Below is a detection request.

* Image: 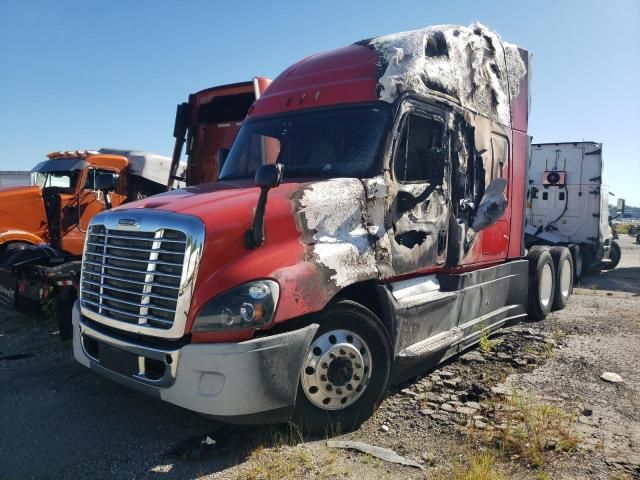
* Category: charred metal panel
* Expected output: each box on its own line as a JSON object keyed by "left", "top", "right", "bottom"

{"left": 384, "top": 260, "right": 528, "bottom": 382}
{"left": 291, "top": 177, "right": 386, "bottom": 299}
{"left": 360, "top": 23, "right": 527, "bottom": 127}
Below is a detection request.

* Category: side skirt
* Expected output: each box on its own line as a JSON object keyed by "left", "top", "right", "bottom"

{"left": 379, "top": 259, "right": 529, "bottom": 383}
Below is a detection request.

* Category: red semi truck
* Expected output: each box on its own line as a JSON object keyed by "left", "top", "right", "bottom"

{"left": 72, "top": 24, "right": 563, "bottom": 433}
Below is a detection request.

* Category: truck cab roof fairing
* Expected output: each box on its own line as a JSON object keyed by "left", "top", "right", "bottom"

{"left": 250, "top": 24, "right": 528, "bottom": 129}
{"left": 31, "top": 158, "right": 89, "bottom": 173}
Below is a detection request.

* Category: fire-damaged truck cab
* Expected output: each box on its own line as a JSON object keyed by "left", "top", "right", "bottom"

{"left": 73, "top": 24, "right": 546, "bottom": 433}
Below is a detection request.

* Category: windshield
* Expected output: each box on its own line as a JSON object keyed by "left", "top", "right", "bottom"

{"left": 32, "top": 171, "right": 79, "bottom": 192}
{"left": 219, "top": 105, "right": 391, "bottom": 180}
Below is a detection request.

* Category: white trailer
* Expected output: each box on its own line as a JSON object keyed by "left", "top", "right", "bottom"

{"left": 525, "top": 142, "right": 622, "bottom": 277}
{"left": 0, "top": 171, "right": 30, "bottom": 187}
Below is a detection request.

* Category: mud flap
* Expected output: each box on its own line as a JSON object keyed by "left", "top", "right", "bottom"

{"left": 56, "top": 286, "right": 77, "bottom": 341}
{"left": 0, "top": 265, "right": 16, "bottom": 307}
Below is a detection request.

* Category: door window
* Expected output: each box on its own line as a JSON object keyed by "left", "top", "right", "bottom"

{"left": 394, "top": 114, "right": 445, "bottom": 183}
{"left": 85, "top": 170, "right": 119, "bottom": 192}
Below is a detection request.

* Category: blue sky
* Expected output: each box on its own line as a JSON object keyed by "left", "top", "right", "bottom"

{"left": 1, "top": 0, "right": 639, "bottom": 204}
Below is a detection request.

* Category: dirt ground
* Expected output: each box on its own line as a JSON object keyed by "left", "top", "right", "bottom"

{"left": 1, "top": 236, "right": 639, "bottom": 480}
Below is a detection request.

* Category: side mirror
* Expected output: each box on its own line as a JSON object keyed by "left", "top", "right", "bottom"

{"left": 471, "top": 178, "right": 508, "bottom": 231}
{"left": 217, "top": 148, "right": 230, "bottom": 179}
{"left": 616, "top": 198, "right": 626, "bottom": 215}
{"left": 254, "top": 163, "right": 283, "bottom": 189}
{"left": 245, "top": 163, "right": 284, "bottom": 249}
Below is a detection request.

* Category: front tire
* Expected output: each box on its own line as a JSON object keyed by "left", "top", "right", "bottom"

{"left": 527, "top": 247, "right": 556, "bottom": 321}
{"left": 292, "top": 300, "right": 391, "bottom": 435}
{"left": 549, "top": 246, "right": 573, "bottom": 310}
{"left": 603, "top": 240, "right": 621, "bottom": 270}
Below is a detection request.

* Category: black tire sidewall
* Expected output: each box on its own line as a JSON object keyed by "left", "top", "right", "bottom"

{"left": 606, "top": 241, "right": 621, "bottom": 270}
{"left": 549, "top": 247, "right": 573, "bottom": 310}
{"left": 292, "top": 300, "right": 392, "bottom": 434}
{"left": 527, "top": 247, "right": 555, "bottom": 321}
{"left": 570, "top": 245, "right": 582, "bottom": 280}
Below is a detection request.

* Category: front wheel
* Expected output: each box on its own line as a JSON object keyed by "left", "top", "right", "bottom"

{"left": 292, "top": 300, "right": 391, "bottom": 435}
{"left": 603, "top": 240, "right": 621, "bottom": 270}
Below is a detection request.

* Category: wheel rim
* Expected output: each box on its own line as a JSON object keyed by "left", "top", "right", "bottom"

{"left": 301, "top": 329, "right": 372, "bottom": 410}
{"left": 560, "top": 258, "right": 572, "bottom": 298}
{"left": 540, "top": 263, "right": 553, "bottom": 307}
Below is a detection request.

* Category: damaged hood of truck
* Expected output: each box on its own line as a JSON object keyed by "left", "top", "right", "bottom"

{"left": 117, "top": 180, "right": 303, "bottom": 232}
{"left": 111, "top": 177, "right": 386, "bottom": 296}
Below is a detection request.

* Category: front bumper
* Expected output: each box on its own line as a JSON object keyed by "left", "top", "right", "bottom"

{"left": 72, "top": 301, "right": 318, "bottom": 422}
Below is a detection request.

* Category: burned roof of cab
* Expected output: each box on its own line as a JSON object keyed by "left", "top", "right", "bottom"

{"left": 356, "top": 23, "right": 527, "bottom": 126}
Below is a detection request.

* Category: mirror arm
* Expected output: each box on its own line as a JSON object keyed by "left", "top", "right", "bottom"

{"left": 245, "top": 187, "right": 269, "bottom": 249}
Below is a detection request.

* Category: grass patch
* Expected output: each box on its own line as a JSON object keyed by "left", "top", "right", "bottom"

{"left": 240, "top": 445, "right": 314, "bottom": 480}
{"left": 491, "top": 391, "right": 579, "bottom": 468}
{"left": 239, "top": 423, "right": 347, "bottom": 480}
{"left": 450, "top": 452, "right": 502, "bottom": 480}
{"left": 479, "top": 323, "right": 503, "bottom": 353}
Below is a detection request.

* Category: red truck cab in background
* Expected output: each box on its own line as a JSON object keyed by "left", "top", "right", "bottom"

{"left": 72, "top": 25, "right": 563, "bottom": 433}
{"left": 169, "top": 77, "right": 271, "bottom": 188}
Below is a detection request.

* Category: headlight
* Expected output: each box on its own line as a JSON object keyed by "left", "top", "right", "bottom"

{"left": 192, "top": 280, "right": 279, "bottom": 332}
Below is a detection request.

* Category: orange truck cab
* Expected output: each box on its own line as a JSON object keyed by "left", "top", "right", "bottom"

{"left": 0, "top": 149, "right": 170, "bottom": 259}
{"left": 0, "top": 149, "right": 174, "bottom": 337}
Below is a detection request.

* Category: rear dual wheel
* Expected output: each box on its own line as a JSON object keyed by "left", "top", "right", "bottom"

{"left": 549, "top": 246, "right": 573, "bottom": 310}
{"left": 527, "top": 247, "right": 556, "bottom": 320}
{"left": 293, "top": 300, "right": 391, "bottom": 435}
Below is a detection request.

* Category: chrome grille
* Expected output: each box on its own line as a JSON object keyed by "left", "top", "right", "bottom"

{"left": 81, "top": 226, "right": 186, "bottom": 329}
{"left": 79, "top": 210, "right": 205, "bottom": 338}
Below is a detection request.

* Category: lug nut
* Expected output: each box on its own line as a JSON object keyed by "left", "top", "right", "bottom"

{"left": 336, "top": 388, "right": 343, "bottom": 395}
{"left": 320, "top": 375, "right": 327, "bottom": 381}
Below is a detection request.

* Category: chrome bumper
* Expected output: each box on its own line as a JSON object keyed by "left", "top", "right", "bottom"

{"left": 72, "top": 301, "right": 318, "bottom": 420}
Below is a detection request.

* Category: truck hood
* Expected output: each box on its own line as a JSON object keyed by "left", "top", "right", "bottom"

{"left": 0, "top": 185, "right": 48, "bottom": 241}
{"left": 116, "top": 180, "right": 307, "bottom": 233}
{"left": 0, "top": 184, "right": 41, "bottom": 203}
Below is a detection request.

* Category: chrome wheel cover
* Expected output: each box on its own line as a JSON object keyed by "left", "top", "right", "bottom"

{"left": 560, "top": 258, "right": 572, "bottom": 298}
{"left": 540, "top": 263, "right": 553, "bottom": 307}
{"left": 301, "top": 329, "right": 372, "bottom": 410}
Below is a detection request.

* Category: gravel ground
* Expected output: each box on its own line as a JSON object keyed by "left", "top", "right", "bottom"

{"left": 1, "top": 236, "right": 639, "bottom": 479}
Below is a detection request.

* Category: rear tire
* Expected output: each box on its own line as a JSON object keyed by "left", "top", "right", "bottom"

{"left": 527, "top": 247, "right": 556, "bottom": 321}
{"left": 569, "top": 245, "right": 583, "bottom": 281}
{"left": 549, "top": 246, "right": 573, "bottom": 310}
{"left": 581, "top": 248, "right": 594, "bottom": 276}
{"left": 603, "top": 240, "right": 621, "bottom": 270}
{"left": 292, "top": 300, "right": 391, "bottom": 435}
{"left": 0, "top": 242, "right": 30, "bottom": 266}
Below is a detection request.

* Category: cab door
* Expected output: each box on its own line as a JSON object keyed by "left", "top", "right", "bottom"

{"left": 388, "top": 102, "right": 450, "bottom": 275}
{"left": 384, "top": 101, "right": 457, "bottom": 364}
{"left": 59, "top": 169, "right": 122, "bottom": 254}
